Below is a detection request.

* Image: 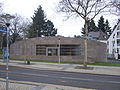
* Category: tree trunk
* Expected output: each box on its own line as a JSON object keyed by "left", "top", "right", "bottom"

{"left": 23, "top": 30, "right": 27, "bottom": 63}
{"left": 84, "top": 19, "right": 88, "bottom": 68}
{"left": 84, "top": 36, "right": 88, "bottom": 68}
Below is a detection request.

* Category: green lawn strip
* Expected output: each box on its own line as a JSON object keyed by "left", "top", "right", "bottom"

{"left": 10, "top": 58, "right": 83, "bottom": 64}
{"left": 4, "top": 58, "right": 120, "bottom": 67}
{"left": 0, "top": 50, "right": 3, "bottom": 54}
{"left": 90, "top": 62, "right": 120, "bottom": 67}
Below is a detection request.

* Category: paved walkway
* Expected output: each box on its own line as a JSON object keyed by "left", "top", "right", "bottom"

{"left": 0, "top": 78, "right": 91, "bottom": 90}
{"left": 0, "top": 59, "right": 120, "bottom": 90}
{"left": 0, "top": 60, "right": 120, "bottom": 76}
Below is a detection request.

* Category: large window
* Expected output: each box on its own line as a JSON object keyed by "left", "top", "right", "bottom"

{"left": 36, "top": 44, "right": 80, "bottom": 56}
{"left": 60, "top": 45, "right": 80, "bottom": 56}
{"left": 36, "top": 45, "right": 46, "bottom": 55}
{"left": 36, "top": 45, "right": 57, "bottom": 56}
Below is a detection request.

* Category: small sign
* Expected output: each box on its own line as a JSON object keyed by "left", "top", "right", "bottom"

{"left": 0, "top": 27, "right": 7, "bottom": 33}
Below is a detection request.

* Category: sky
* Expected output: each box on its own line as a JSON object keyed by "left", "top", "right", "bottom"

{"left": 0, "top": 0, "right": 119, "bottom": 37}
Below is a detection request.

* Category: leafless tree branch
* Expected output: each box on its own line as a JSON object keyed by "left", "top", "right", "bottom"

{"left": 110, "top": 0, "right": 120, "bottom": 16}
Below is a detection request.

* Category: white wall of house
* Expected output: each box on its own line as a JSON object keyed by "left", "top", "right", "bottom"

{"left": 107, "top": 20, "right": 120, "bottom": 59}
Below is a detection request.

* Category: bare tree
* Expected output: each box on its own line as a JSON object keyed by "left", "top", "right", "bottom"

{"left": 0, "top": 2, "right": 3, "bottom": 14}
{"left": 10, "top": 14, "right": 31, "bottom": 43}
{"left": 57, "top": 0, "right": 110, "bottom": 67}
{"left": 0, "top": 2, "right": 4, "bottom": 49}
{"left": 110, "top": 0, "right": 120, "bottom": 16}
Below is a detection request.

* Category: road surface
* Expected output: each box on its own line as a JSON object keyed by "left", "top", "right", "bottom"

{"left": 0, "top": 65, "right": 120, "bottom": 90}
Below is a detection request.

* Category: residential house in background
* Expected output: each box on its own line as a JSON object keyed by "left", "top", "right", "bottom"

{"left": 10, "top": 36, "right": 107, "bottom": 63}
{"left": 88, "top": 30, "right": 108, "bottom": 43}
{"left": 107, "top": 20, "right": 120, "bottom": 59}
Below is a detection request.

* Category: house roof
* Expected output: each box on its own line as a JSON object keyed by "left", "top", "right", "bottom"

{"left": 88, "top": 32, "right": 100, "bottom": 38}
{"left": 0, "top": 17, "right": 5, "bottom": 27}
{"left": 88, "top": 30, "right": 108, "bottom": 40}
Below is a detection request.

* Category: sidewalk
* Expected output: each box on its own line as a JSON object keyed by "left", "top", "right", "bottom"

{"left": 0, "top": 78, "right": 91, "bottom": 90}
{"left": 0, "top": 60, "right": 120, "bottom": 76}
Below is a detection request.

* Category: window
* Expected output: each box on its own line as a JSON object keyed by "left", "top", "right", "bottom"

{"left": 117, "top": 32, "right": 120, "bottom": 38}
{"left": 60, "top": 45, "right": 80, "bottom": 56}
{"left": 36, "top": 44, "right": 57, "bottom": 56}
{"left": 107, "top": 41, "right": 109, "bottom": 45}
{"left": 36, "top": 44, "right": 81, "bottom": 56}
{"left": 113, "top": 34, "right": 115, "bottom": 39}
{"left": 117, "top": 26, "right": 120, "bottom": 30}
{"left": 36, "top": 45, "right": 46, "bottom": 55}
{"left": 117, "top": 40, "right": 120, "bottom": 46}
{"left": 112, "top": 41, "right": 115, "bottom": 47}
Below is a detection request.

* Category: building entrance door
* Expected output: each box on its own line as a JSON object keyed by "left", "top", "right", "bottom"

{"left": 47, "top": 47, "right": 58, "bottom": 56}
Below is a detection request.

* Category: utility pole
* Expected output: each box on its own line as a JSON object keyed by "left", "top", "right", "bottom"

{"left": 58, "top": 37, "right": 61, "bottom": 64}
{"left": 1, "top": 14, "right": 15, "bottom": 90}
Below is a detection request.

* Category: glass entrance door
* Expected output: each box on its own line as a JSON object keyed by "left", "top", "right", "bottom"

{"left": 47, "top": 47, "right": 58, "bottom": 56}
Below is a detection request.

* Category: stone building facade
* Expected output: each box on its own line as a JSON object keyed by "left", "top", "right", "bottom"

{"left": 10, "top": 37, "right": 107, "bottom": 63}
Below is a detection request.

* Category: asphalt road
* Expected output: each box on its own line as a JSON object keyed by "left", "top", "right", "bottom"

{"left": 0, "top": 66, "right": 120, "bottom": 90}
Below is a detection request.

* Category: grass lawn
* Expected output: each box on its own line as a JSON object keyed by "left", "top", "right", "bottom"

{"left": 10, "top": 58, "right": 83, "bottom": 64}
{"left": 0, "top": 50, "right": 3, "bottom": 54}
{"left": 90, "top": 62, "right": 120, "bottom": 67}
{"left": 9, "top": 58, "right": 120, "bottom": 67}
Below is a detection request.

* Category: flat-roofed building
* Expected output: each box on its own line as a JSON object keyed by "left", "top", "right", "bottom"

{"left": 10, "top": 36, "right": 107, "bottom": 63}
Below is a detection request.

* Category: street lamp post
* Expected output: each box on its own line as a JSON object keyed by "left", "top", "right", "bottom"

{"left": 58, "top": 37, "right": 61, "bottom": 64}
{"left": 1, "top": 14, "right": 15, "bottom": 90}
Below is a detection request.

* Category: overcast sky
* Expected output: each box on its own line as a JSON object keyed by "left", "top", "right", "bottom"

{"left": 0, "top": 0, "right": 119, "bottom": 37}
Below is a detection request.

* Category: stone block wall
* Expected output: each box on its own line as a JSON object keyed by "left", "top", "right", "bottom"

{"left": 10, "top": 37, "right": 107, "bottom": 63}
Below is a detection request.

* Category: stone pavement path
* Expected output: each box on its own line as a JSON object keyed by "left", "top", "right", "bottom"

{"left": 0, "top": 81, "right": 36, "bottom": 90}
{"left": 0, "top": 80, "right": 92, "bottom": 90}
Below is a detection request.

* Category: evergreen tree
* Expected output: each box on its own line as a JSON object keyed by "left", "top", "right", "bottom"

{"left": 43, "top": 20, "right": 57, "bottom": 36}
{"left": 89, "top": 19, "right": 98, "bottom": 32}
{"left": 81, "top": 20, "right": 90, "bottom": 35}
{"left": 105, "top": 20, "right": 111, "bottom": 36}
{"left": 97, "top": 16, "right": 105, "bottom": 32}
{"left": 97, "top": 16, "right": 111, "bottom": 36}
{"left": 81, "top": 27, "right": 85, "bottom": 35}
{"left": 81, "top": 16, "right": 111, "bottom": 36}
{"left": 81, "top": 19, "right": 97, "bottom": 35}
{"left": 28, "top": 5, "right": 57, "bottom": 38}
{"left": 30, "top": 5, "right": 46, "bottom": 37}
